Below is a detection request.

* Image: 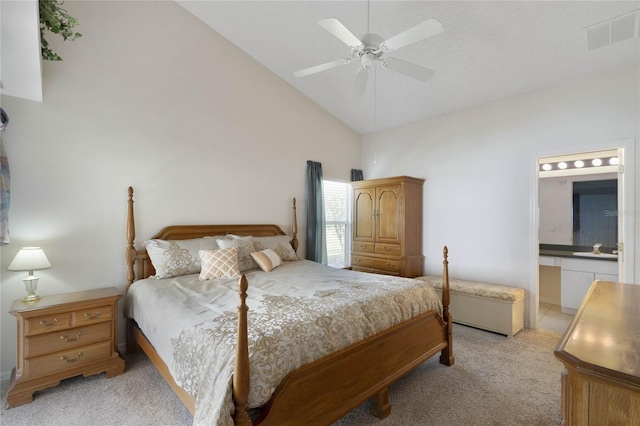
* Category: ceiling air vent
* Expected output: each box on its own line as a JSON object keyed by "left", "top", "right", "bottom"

{"left": 585, "top": 10, "right": 639, "bottom": 50}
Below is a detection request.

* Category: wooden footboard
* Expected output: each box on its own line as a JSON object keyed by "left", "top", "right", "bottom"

{"left": 124, "top": 187, "right": 453, "bottom": 424}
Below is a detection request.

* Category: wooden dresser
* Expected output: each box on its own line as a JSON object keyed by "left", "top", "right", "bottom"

{"left": 351, "top": 176, "right": 424, "bottom": 277}
{"left": 6, "top": 287, "right": 125, "bottom": 407}
{"left": 554, "top": 280, "right": 640, "bottom": 425}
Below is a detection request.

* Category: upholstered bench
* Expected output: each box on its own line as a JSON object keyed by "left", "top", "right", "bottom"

{"left": 417, "top": 276, "right": 525, "bottom": 337}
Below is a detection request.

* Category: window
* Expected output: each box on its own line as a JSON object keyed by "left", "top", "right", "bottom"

{"left": 323, "top": 180, "right": 352, "bottom": 268}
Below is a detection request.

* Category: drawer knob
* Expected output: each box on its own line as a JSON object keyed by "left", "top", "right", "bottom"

{"left": 354, "top": 258, "right": 361, "bottom": 263}
{"left": 60, "top": 352, "right": 83, "bottom": 363}
{"left": 386, "top": 262, "right": 392, "bottom": 266}
{"left": 60, "top": 332, "right": 82, "bottom": 343}
{"left": 84, "top": 311, "right": 102, "bottom": 319}
{"left": 39, "top": 318, "right": 59, "bottom": 327}
{"left": 383, "top": 246, "right": 392, "bottom": 252}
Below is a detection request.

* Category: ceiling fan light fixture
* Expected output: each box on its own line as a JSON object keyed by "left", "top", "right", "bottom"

{"left": 361, "top": 52, "right": 375, "bottom": 67}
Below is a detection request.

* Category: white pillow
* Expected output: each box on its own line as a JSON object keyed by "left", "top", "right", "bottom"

{"left": 217, "top": 235, "right": 258, "bottom": 272}
{"left": 253, "top": 235, "right": 298, "bottom": 261}
{"left": 250, "top": 249, "right": 283, "bottom": 272}
{"left": 199, "top": 248, "right": 241, "bottom": 280}
{"left": 145, "top": 237, "right": 220, "bottom": 278}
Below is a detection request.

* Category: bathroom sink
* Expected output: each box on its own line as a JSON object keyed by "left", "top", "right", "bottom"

{"left": 572, "top": 252, "right": 618, "bottom": 259}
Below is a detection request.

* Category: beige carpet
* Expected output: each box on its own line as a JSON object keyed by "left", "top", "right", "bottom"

{"left": 1, "top": 324, "right": 563, "bottom": 425}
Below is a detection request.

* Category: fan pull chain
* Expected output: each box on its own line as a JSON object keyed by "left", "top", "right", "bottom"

{"left": 367, "top": 0, "right": 370, "bottom": 34}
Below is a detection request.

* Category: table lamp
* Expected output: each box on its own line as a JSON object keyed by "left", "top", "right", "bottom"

{"left": 8, "top": 247, "right": 52, "bottom": 302}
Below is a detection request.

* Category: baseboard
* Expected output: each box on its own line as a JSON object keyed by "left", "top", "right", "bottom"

{"left": 1, "top": 369, "right": 11, "bottom": 385}
{"left": 539, "top": 296, "right": 561, "bottom": 305}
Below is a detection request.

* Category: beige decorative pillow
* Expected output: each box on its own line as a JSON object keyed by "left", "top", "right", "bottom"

{"left": 145, "top": 238, "right": 220, "bottom": 278}
{"left": 199, "top": 248, "right": 241, "bottom": 280}
{"left": 217, "top": 235, "right": 258, "bottom": 272}
{"left": 253, "top": 235, "right": 298, "bottom": 261}
{"left": 250, "top": 249, "right": 283, "bottom": 272}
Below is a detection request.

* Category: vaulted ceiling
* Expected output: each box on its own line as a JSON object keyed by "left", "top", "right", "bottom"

{"left": 178, "top": 1, "right": 640, "bottom": 134}
{"left": 2, "top": 1, "right": 639, "bottom": 135}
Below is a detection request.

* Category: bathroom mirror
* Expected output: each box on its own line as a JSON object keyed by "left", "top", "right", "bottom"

{"left": 572, "top": 179, "right": 617, "bottom": 247}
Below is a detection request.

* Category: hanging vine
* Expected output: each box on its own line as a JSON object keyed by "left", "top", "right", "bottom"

{"left": 39, "top": 0, "right": 82, "bottom": 61}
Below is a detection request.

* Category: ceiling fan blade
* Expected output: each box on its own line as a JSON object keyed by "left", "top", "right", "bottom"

{"left": 382, "top": 58, "right": 435, "bottom": 82}
{"left": 353, "top": 68, "right": 369, "bottom": 97}
{"left": 380, "top": 18, "right": 443, "bottom": 52}
{"left": 318, "top": 18, "right": 364, "bottom": 49}
{"left": 294, "top": 58, "right": 351, "bottom": 78}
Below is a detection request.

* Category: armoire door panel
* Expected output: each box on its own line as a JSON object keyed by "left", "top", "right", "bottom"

{"left": 376, "top": 186, "right": 402, "bottom": 244}
{"left": 353, "top": 188, "right": 375, "bottom": 242}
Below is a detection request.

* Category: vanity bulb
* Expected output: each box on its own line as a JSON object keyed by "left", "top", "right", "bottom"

{"left": 592, "top": 158, "right": 602, "bottom": 166}
{"left": 541, "top": 163, "right": 552, "bottom": 171}
{"left": 609, "top": 157, "right": 619, "bottom": 165}
{"left": 558, "top": 162, "right": 568, "bottom": 170}
{"left": 574, "top": 160, "right": 584, "bottom": 168}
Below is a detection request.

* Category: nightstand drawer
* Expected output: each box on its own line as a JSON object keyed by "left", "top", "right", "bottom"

{"left": 25, "top": 322, "right": 112, "bottom": 358}
{"left": 72, "top": 305, "right": 112, "bottom": 326}
{"left": 25, "top": 341, "right": 112, "bottom": 379}
{"left": 25, "top": 314, "right": 72, "bottom": 337}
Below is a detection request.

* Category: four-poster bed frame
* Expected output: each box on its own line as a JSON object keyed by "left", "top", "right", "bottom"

{"left": 124, "top": 186, "right": 454, "bottom": 425}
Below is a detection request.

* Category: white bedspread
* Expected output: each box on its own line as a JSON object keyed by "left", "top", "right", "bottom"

{"left": 125, "top": 260, "right": 442, "bottom": 425}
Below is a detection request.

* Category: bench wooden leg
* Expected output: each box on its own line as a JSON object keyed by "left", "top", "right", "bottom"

{"left": 370, "top": 388, "right": 391, "bottom": 419}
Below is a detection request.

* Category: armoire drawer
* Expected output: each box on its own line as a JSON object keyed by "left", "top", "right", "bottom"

{"left": 351, "top": 266, "right": 400, "bottom": 276}
{"left": 375, "top": 244, "right": 401, "bottom": 256}
{"left": 352, "top": 242, "right": 375, "bottom": 253}
{"left": 351, "top": 255, "right": 400, "bottom": 272}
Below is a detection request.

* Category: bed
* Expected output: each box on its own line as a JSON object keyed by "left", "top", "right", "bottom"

{"left": 123, "top": 187, "right": 454, "bottom": 425}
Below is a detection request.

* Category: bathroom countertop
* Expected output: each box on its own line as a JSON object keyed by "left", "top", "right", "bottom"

{"left": 539, "top": 245, "right": 618, "bottom": 262}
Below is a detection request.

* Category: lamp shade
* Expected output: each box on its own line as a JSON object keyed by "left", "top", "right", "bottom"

{"left": 8, "top": 247, "right": 52, "bottom": 272}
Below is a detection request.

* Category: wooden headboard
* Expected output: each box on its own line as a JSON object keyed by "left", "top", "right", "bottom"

{"left": 125, "top": 187, "right": 298, "bottom": 286}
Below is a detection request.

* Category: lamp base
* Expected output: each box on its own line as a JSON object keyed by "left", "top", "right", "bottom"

{"left": 22, "top": 293, "right": 41, "bottom": 302}
{"left": 22, "top": 276, "right": 41, "bottom": 303}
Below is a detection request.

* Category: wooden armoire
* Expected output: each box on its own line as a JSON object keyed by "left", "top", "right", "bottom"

{"left": 350, "top": 176, "right": 424, "bottom": 277}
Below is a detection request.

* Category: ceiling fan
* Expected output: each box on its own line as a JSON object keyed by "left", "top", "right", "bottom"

{"left": 294, "top": 17, "right": 443, "bottom": 97}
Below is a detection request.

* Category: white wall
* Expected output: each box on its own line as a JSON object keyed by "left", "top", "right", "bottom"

{"left": 0, "top": 1, "right": 360, "bottom": 377}
{"left": 362, "top": 65, "right": 639, "bottom": 328}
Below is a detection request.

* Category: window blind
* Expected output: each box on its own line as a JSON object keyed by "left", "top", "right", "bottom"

{"left": 323, "top": 180, "right": 352, "bottom": 268}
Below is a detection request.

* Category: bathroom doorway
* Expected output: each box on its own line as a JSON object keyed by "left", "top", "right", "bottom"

{"left": 535, "top": 142, "right": 635, "bottom": 333}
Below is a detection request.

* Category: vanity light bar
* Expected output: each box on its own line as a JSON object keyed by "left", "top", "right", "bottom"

{"left": 540, "top": 156, "right": 618, "bottom": 172}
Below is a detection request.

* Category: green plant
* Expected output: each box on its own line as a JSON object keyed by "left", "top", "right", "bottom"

{"left": 39, "top": 0, "right": 81, "bottom": 61}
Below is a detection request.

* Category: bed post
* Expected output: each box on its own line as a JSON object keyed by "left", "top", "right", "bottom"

{"left": 291, "top": 197, "right": 299, "bottom": 253}
{"left": 126, "top": 187, "right": 136, "bottom": 286}
{"left": 125, "top": 187, "right": 139, "bottom": 354}
{"left": 439, "top": 246, "right": 455, "bottom": 366}
{"left": 233, "top": 275, "right": 252, "bottom": 426}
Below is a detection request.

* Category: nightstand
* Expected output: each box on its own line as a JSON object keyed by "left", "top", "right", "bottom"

{"left": 6, "top": 287, "right": 125, "bottom": 407}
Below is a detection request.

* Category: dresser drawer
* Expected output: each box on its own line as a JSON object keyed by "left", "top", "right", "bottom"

{"left": 352, "top": 242, "right": 375, "bottom": 253}
{"left": 25, "top": 314, "right": 72, "bottom": 337}
{"left": 25, "top": 341, "right": 113, "bottom": 379}
{"left": 375, "top": 244, "right": 401, "bottom": 256}
{"left": 25, "top": 322, "right": 112, "bottom": 358}
{"left": 72, "top": 305, "right": 112, "bottom": 326}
